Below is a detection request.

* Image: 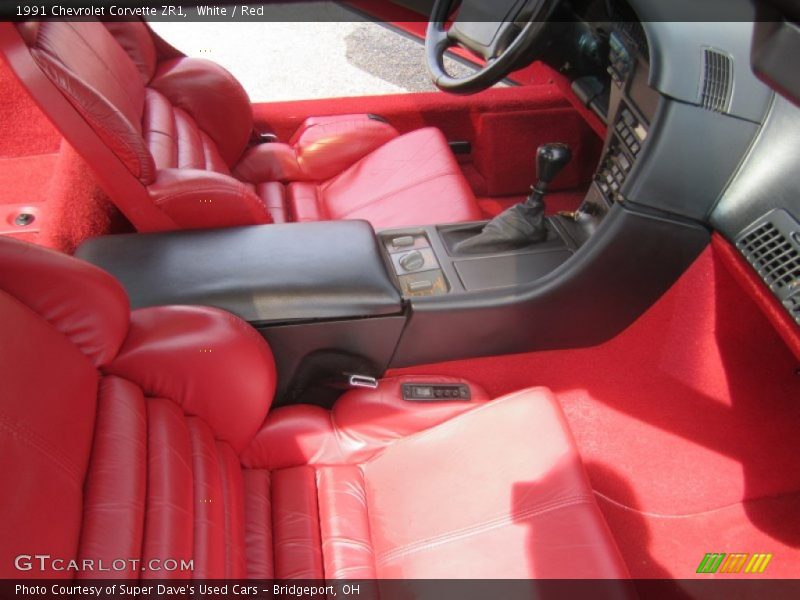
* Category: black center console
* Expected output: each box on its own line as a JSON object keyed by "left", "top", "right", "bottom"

{"left": 77, "top": 202, "right": 707, "bottom": 404}
{"left": 77, "top": 221, "right": 408, "bottom": 405}
{"left": 73, "top": 17, "right": 718, "bottom": 406}
{"left": 380, "top": 221, "right": 576, "bottom": 297}
{"left": 78, "top": 221, "right": 401, "bottom": 324}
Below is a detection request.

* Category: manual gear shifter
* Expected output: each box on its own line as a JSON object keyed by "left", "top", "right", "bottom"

{"left": 454, "top": 143, "right": 572, "bottom": 254}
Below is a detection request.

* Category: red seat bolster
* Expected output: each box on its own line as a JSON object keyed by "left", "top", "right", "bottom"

{"left": 234, "top": 114, "right": 399, "bottom": 183}
{"left": 104, "top": 305, "right": 277, "bottom": 453}
{"left": 148, "top": 168, "right": 272, "bottom": 229}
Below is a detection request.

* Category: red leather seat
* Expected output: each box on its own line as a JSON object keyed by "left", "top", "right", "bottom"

{"left": 0, "top": 237, "right": 628, "bottom": 579}
{"left": 8, "top": 21, "right": 482, "bottom": 231}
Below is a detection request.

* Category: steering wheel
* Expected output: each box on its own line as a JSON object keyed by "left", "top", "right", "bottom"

{"left": 425, "top": 0, "right": 561, "bottom": 94}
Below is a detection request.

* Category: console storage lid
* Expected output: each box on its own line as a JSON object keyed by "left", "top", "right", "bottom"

{"left": 76, "top": 221, "right": 402, "bottom": 324}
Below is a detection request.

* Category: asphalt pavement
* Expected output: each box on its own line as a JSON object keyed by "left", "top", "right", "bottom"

{"left": 149, "top": 2, "right": 478, "bottom": 102}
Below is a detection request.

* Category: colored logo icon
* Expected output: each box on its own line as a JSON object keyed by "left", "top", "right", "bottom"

{"left": 697, "top": 553, "right": 773, "bottom": 574}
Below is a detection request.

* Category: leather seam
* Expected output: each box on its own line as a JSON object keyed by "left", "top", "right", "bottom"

{"left": 313, "top": 468, "right": 327, "bottom": 578}
{"left": 376, "top": 493, "right": 596, "bottom": 566}
{"left": 318, "top": 125, "right": 409, "bottom": 191}
{"left": 142, "top": 91, "right": 178, "bottom": 168}
{"left": 363, "top": 388, "right": 554, "bottom": 461}
{"left": 61, "top": 22, "right": 144, "bottom": 126}
{"left": 288, "top": 183, "right": 328, "bottom": 222}
{"left": 216, "top": 442, "right": 234, "bottom": 578}
{"left": 167, "top": 95, "right": 179, "bottom": 167}
{"left": 34, "top": 53, "right": 149, "bottom": 181}
{"left": 334, "top": 169, "right": 455, "bottom": 218}
{"left": 173, "top": 107, "right": 205, "bottom": 170}
{"left": 152, "top": 185, "right": 252, "bottom": 204}
{"left": 267, "top": 470, "right": 277, "bottom": 579}
{"left": 0, "top": 409, "right": 84, "bottom": 485}
{"left": 358, "top": 464, "right": 379, "bottom": 578}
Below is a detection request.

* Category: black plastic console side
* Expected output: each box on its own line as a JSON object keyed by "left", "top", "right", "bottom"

{"left": 75, "top": 221, "right": 402, "bottom": 324}
{"left": 390, "top": 203, "right": 710, "bottom": 366}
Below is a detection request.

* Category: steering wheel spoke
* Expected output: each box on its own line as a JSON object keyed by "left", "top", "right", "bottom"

{"left": 425, "top": 0, "right": 560, "bottom": 94}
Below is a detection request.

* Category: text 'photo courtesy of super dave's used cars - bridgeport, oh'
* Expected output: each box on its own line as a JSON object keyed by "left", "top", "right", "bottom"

{"left": 0, "top": 1, "right": 799, "bottom": 599}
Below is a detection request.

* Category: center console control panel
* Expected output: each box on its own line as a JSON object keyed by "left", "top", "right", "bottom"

{"left": 595, "top": 104, "right": 647, "bottom": 204}
{"left": 380, "top": 222, "right": 576, "bottom": 301}
{"left": 382, "top": 232, "right": 449, "bottom": 297}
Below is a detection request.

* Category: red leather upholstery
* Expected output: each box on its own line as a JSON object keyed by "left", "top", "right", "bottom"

{"left": 241, "top": 384, "right": 629, "bottom": 579}
{"left": 234, "top": 114, "right": 399, "bottom": 183}
{"left": 103, "top": 21, "right": 158, "bottom": 83}
{"left": 147, "top": 168, "right": 271, "bottom": 228}
{"left": 0, "top": 237, "right": 627, "bottom": 580}
{"left": 296, "top": 127, "right": 484, "bottom": 228}
{"left": 27, "top": 21, "right": 155, "bottom": 183}
{"left": 13, "top": 22, "right": 481, "bottom": 231}
{"left": 149, "top": 57, "right": 253, "bottom": 167}
{"left": 142, "top": 89, "right": 231, "bottom": 175}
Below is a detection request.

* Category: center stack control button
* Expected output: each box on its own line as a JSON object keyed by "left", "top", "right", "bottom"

{"left": 408, "top": 279, "right": 433, "bottom": 292}
{"left": 391, "top": 235, "right": 414, "bottom": 249}
{"left": 399, "top": 250, "right": 425, "bottom": 272}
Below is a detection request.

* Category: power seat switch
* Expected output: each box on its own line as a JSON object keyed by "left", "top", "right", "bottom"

{"left": 402, "top": 383, "right": 471, "bottom": 401}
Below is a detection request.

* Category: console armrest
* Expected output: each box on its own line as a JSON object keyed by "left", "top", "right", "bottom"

{"left": 76, "top": 221, "right": 402, "bottom": 324}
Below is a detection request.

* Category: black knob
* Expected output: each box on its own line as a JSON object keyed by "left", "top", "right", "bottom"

{"left": 536, "top": 143, "right": 572, "bottom": 186}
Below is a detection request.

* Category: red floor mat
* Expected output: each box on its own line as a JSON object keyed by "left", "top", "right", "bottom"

{"left": 389, "top": 241, "right": 800, "bottom": 578}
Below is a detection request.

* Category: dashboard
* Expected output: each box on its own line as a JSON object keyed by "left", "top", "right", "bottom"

{"left": 593, "top": 21, "right": 656, "bottom": 207}
{"left": 561, "top": 0, "right": 799, "bottom": 326}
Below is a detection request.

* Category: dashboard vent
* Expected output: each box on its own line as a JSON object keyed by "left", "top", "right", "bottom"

{"left": 736, "top": 209, "right": 800, "bottom": 325}
{"left": 700, "top": 48, "right": 733, "bottom": 113}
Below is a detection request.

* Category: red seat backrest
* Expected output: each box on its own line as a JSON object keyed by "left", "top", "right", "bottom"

{"left": 0, "top": 237, "right": 276, "bottom": 578}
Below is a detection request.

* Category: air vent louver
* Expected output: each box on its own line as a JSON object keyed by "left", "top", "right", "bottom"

{"left": 700, "top": 48, "right": 733, "bottom": 113}
{"left": 736, "top": 209, "right": 800, "bottom": 325}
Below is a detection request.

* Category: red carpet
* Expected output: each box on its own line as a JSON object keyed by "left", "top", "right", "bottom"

{"left": 389, "top": 239, "right": 800, "bottom": 578}
{"left": 0, "top": 56, "right": 61, "bottom": 158}
{"left": 0, "top": 58, "right": 130, "bottom": 252}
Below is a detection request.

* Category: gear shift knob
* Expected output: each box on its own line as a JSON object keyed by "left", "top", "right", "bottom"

{"left": 452, "top": 143, "right": 572, "bottom": 254}
{"left": 535, "top": 143, "right": 572, "bottom": 188}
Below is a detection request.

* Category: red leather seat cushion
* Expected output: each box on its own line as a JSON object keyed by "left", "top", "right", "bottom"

{"left": 241, "top": 380, "right": 629, "bottom": 579}
{"left": 289, "top": 128, "right": 483, "bottom": 229}
{"left": 17, "top": 22, "right": 482, "bottom": 231}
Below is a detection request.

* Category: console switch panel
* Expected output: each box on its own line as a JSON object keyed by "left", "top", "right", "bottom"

{"left": 402, "top": 383, "right": 471, "bottom": 401}
{"left": 381, "top": 232, "right": 449, "bottom": 297}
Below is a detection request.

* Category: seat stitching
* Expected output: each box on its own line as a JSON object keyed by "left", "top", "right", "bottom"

{"left": 376, "top": 493, "right": 595, "bottom": 565}
{"left": 62, "top": 22, "right": 144, "bottom": 124}
{"left": 357, "top": 465, "right": 379, "bottom": 578}
{"left": 152, "top": 185, "right": 254, "bottom": 204}
{"left": 215, "top": 444, "right": 234, "bottom": 577}
{"left": 0, "top": 409, "right": 83, "bottom": 485}
{"left": 311, "top": 468, "right": 326, "bottom": 577}
{"left": 34, "top": 52, "right": 149, "bottom": 180}
{"left": 317, "top": 126, "right": 405, "bottom": 192}
{"left": 333, "top": 169, "right": 455, "bottom": 219}
{"left": 363, "top": 388, "right": 554, "bottom": 462}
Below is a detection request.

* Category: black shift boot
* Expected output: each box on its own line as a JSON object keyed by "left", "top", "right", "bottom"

{"left": 454, "top": 143, "right": 572, "bottom": 254}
